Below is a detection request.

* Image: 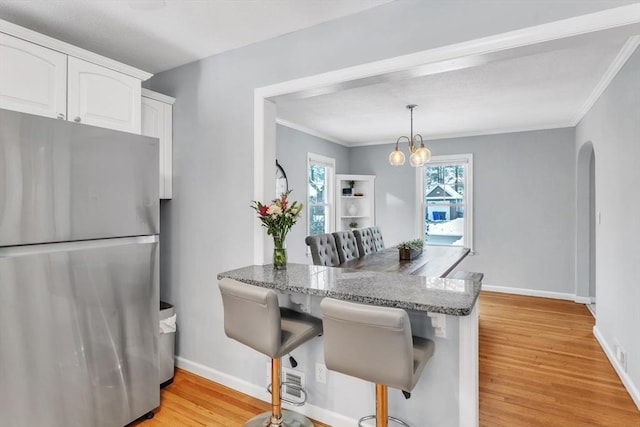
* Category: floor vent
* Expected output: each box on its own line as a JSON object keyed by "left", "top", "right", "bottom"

{"left": 282, "top": 367, "right": 305, "bottom": 402}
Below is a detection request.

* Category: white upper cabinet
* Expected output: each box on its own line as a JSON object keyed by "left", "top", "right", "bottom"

{"left": 67, "top": 57, "right": 142, "bottom": 134}
{"left": 0, "top": 32, "right": 67, "bottom": 119}
{"left": 142, "top": 89, "right": 174, "bottom": 199}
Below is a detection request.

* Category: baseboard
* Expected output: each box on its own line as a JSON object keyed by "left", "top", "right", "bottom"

{"left": 593, "top": 326, "right": 640, "bottom": 411}
{"left": 482, "top": 284, "right": 577, "bottom": 301}
{"left": 175, "top": 356, "right": 357, "bottom": 426}
{"left": 573, "top": 296, "right": 594, "bottom": 304}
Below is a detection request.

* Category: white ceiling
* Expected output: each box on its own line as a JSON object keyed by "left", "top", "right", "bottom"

{"left": 0, "top": 0, "right": 392, "bottom": 74}
{"left": 276, "top": 35, "right": 635, "bottom": 145}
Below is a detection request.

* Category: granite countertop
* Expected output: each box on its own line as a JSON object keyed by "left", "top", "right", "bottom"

{"left": 217, "top": 263, "right": 481, "bottom": 316}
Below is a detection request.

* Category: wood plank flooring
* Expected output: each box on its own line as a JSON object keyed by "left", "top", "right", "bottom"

{"left": 479, "top": 292, "right": 639, "bottom": 427}
{"left": 132, "top": 292, "right": 639, "bottom": 426}
{"left": 128, "top": 369, "right": 329, "bottom": 427}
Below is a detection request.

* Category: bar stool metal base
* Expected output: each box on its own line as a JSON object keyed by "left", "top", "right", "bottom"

{"left": 244, "top": 409, "right": 314, "bottom": 427}
{"left": 358, "top": 414, "right": 410, "bottom": 427}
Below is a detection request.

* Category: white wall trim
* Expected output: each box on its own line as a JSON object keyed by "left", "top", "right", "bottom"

{"left": 573, "top": 35, "right": 640, "bottom": 125}
{"left": 459, "top": 304, "right": 479, "bottom": 427}
{"left": 482, "top": 284, "right": 578, "bottom": 301}
{"left": 276, "top": 118, "right": 348, "bottom": 146}
{"left": 573, "top": 296, "right": 593, "bottom": 304}
{"left": 0, "top": 18, "right": 152, "bottom": 80}
{"left": 593, "top": 326, "right": 640, "bottom": 411}
{"left": 346, "top": 122, "right": 576, "bottom": 147}
{"left": 175, "top": 356, "right": 358, "bottom": 426}
{"left": 142, "top": 88, "right": 176, "bottom": 104}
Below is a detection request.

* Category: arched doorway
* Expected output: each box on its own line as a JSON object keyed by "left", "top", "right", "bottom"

{"left": 576, "top": 141, "right": 596, "bottom": 313}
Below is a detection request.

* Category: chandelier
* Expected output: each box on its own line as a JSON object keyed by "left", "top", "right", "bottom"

{"left": 388, "top": 104, "right": 431, "bottom": 167}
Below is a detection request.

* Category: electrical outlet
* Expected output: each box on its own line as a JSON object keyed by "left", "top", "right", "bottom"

{"left": 315, "top": 363, "right": 327, "bottom": 384}
{"left": 615, "top": 345, "right": 627, "bottom": 372}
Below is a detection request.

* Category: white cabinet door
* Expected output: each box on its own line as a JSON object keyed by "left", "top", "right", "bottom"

{"left": 0, "top": 33, "right": 67, "bottom": 119}
{"left": 142, "top": 95, "right": 173, "bottom": 199}
{"left": 67, "top": 57, "right": 141, "bottom": 133}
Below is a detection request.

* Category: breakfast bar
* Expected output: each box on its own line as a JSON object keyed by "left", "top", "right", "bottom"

{"left": 217, "top": 263, "right": 479, "bottom": 315}
{"left": 218, "top": 261, "right": 482, "bottom": 427}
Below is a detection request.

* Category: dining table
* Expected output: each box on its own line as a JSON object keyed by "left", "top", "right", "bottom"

{"left": 338, "top": 245, "right": 470, "bottom": 278}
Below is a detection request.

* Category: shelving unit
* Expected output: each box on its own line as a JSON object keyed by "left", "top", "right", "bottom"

{"left": 336, "top": 174, "right": 375, "bottom": 231}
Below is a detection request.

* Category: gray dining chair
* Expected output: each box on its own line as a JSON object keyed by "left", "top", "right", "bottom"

{"left": 332, "top": 230, "right": 360, "bottom": 264}
{"left": 353, "top": 228, "right": 376, "bottom": 257}
{"left": 370, "top": 226, "right": 385, "bottom": 251}
{"left": 305, "top": 233, "right": 341, "bottom": 266}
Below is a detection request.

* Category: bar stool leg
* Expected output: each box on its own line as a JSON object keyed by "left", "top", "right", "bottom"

{"left": 376, "top": 384, "right": 388, "bottom": 427}
{"left": 244, "top": 356, "right": 314, "bottom": 427}
{"left": 270, "top": 358, "right": 283, "bottom": 425}
{"left": 358, "top": 384, "right": 411, "bottom": 427}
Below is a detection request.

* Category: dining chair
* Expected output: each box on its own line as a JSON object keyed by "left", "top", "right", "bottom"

{"left": 332, "top": 230, "right": 360, "bottom": 264}
{"left": 370, "top": 226, "right": 385, "bottom": 251}
{"left": 305, "top": 233, "right": 341, "bottom": 266}
{"left": 353, "top": 228, "right": 376, "bottom": 257}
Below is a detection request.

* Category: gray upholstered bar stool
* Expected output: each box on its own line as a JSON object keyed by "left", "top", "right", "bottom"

{"left": 369, "top": 226, "right": 385, "bottom": 251}
{"left": 353, "top": 228, "right": 376, "bottom": 256}
{"left": 305, "top": 233, "right": 341, "bottom": 266}
{"left": 320, "top": 298, "right": 435, "bottom": 427}
{"left": 332, "top": 230, "right": 360, "bottom": 263}
{"left": 219, "top": 278, "right": 323, "bottom": 427}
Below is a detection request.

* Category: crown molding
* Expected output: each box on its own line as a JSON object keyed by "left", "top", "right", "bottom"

{"left": 142, "top": 88, "right": 176, "bottom": 104}
{"left": 343, "top": 122, "right": 576, "bottom": 147}
{"left": 275, "top": 118, "right": 349, "bottom": 146}
{"left": 573, "top": 35, "right": 640, "bottom": 125}
{"left": 0, "top": 18, "right": 153, "bottom": 80}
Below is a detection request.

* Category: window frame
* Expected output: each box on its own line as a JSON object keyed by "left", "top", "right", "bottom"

{"left": 307, "top": 152, "right": 336, "bottom": 237}
{"left": 415, "top": 153, "right": 473, "bottom": 251}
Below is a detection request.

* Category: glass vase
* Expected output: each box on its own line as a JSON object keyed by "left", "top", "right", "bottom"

{"left": 272, "top": 236, "right": 287, "bottom": 270}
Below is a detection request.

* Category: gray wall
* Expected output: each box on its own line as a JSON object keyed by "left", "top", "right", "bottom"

{"left": 576, "top": 46, "right": 640, "bottom": 405}
{"left": 146, "top": 1, "right": 637, "bottom": 423}
{"left": 351, "top": 128, "right": 577, "bottom": 293}
{"left": 276, "top": 124, "right": 350, "bottom": 263}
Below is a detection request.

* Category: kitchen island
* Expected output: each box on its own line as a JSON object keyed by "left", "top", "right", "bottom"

{"left": 218, "top": 263, "right": 481, "bottom": 427}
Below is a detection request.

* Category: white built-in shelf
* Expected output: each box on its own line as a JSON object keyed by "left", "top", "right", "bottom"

{"left": 336, "top": 174, "right": 375, "bottom": 231}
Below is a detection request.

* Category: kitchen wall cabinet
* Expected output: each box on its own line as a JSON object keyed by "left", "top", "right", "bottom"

{"left": 0, "top": 19, "right": 151, "bottom": 134}
{"left": 142, "top": 89, "right": 174, "bottom": 199}
{"left": 67, "top": 57, "right": 142, "bottom": 134}
{"left": 0, "top": 32, "right": 67, "bottom": 119}
{"left": 336, "top": 174, "right": 376, "bottom": 231}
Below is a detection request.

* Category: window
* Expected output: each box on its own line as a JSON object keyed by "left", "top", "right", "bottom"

{"left": 417, "top": 154, "right": 473, "bottom": 249}
{"left": 307, "top": 153, "right": 335, "bottom": 236}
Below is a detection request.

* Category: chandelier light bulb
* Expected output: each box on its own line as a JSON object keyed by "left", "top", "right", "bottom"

{"left": 414, "top": 145, "right": 431, "bottom": 164}
{"left": 409, "top": 151, "right": 424, "bottom": 167}
{"left": 389, "top": 148, "right": 406, "bottom": 166}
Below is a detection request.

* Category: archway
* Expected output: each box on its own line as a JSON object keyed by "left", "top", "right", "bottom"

{"left": 576, "top": 141, "right": 596, "bottom": 309}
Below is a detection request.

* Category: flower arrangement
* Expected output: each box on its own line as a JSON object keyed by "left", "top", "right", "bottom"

{"left": 251, "top": 190, "right": 303, "bottom": 269}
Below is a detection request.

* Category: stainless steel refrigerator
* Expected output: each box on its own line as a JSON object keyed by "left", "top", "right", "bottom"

{"left": 0, "top": 109, "right": 160, "bottom": 427}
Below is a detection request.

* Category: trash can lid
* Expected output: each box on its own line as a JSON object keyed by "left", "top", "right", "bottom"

{"left": 160, "top": 301, "right": 173, "bottom": 310}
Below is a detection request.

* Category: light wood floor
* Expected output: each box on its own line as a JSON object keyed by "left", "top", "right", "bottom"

{"left": 132, "top": 292, "right": 639, "bottom": 426}
{"left": 479, "top": 292, "right": 639, "bottom": 427}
